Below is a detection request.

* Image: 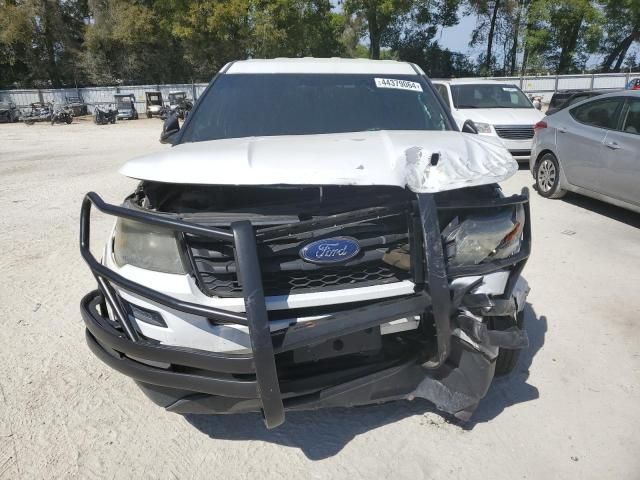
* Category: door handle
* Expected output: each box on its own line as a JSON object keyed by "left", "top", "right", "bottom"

{"left": 558, "top": 127, "right": 568, "bottom": 133}
{"left": 605, "top": 141, "right": 621, "bottom": 150}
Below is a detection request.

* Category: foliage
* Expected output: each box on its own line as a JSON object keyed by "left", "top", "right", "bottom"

{"left": 0, "top": 0, "right": 639, "bottom": 88}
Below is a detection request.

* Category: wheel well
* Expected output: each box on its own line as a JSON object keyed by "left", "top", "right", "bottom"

{"left": 533, "top": 149, "right": 555, "bottom": 175}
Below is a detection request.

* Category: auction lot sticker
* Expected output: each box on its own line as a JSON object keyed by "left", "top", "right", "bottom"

{"left": 375, "top": 78, "right": 423, "bottom": 92}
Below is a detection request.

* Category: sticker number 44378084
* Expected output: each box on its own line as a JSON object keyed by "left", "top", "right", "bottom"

{"left": 374, "top": 78, "right": 423, "bottom": 92}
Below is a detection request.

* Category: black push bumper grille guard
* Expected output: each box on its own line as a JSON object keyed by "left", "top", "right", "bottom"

{"left": 80, "top": 189, "right": 531, "bottom": 428}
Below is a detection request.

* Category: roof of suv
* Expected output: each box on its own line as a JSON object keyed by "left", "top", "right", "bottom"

{"left": 225, "top": 58, "right": 421, "bottom": 75}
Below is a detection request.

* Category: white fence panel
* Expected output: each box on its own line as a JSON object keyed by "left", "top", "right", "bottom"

{"left": 1, "top": 72, "right": 638, "bottom": 111}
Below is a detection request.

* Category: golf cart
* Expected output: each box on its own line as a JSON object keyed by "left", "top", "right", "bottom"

{"left": 145, "top": 91, "right": 165, "bottom": 118}
{"left": 115, "top": 94, "right": 138, "bottom": 120}
{"left": 167, "top": 91, "right": 193, "bottom": 119}
{"left": 65, "top": 94, "right": 88, "bottom": 116}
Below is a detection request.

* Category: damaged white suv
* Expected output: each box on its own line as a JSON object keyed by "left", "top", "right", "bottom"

{"left": 80, "top": 58, "right": 531, "bottom": 428}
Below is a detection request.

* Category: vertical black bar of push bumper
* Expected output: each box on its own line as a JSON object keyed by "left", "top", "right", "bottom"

{"left": 232, "top": 221, "right": 284, "bottom": 428}
{"left": 417, "top": 194, "right": 451, "bottom": 368}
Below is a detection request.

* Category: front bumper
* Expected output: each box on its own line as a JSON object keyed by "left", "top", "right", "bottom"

{"left": 79, "top": 190, "right": 531, "bottom": 428}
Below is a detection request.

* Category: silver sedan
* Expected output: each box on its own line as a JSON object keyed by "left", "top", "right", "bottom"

{"left": 530, "top": 90, "right": 640, "bottom": 213}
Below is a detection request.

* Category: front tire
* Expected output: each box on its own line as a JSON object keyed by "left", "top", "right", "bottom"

{"left": 493, "top": 311, "right": 525, "bottom": 376}
{"left": 535, "top": 153, "right": 566, "bottom": 198}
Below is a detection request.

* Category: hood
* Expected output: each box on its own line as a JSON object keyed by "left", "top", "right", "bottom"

{"left": 148, "top": 105, "right": 162, "bottom": 112}
{"left": 455, "top": 108, "right": 544, "bottom": 126}
{"left": 120, "top": 130, "right": 518, "bottom": 193}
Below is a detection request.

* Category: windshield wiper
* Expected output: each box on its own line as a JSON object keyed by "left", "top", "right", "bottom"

{"left": 455, "top": 105, "right": 479, "bottom": 109}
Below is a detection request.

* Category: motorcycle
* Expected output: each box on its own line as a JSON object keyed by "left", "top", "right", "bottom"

{"left": 51, "top": 105, "right": 73, "bottom": 125}
{"left": 94, "top": 105, "right": 118, "bottom": 125}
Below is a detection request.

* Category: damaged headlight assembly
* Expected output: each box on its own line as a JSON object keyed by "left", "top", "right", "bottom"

{"left": 442, "top": 204, "right": 525, "bottom": 266}
{"left": 113, "top": 218, "right": 186, "bottom": 274}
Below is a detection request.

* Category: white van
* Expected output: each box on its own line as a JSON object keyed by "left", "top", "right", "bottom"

{"left": 433, "top": 79, "right": 544, "bottom": 162}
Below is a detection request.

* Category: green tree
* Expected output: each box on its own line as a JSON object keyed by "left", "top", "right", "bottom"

{"left": 342, "top": 0, "right": 412, "bottom": 59}
{"left": 0, "top": 0, "right": 88, "bottom": 88}
{"left": 599, "top": 0, "right": 640, "bottom": 72}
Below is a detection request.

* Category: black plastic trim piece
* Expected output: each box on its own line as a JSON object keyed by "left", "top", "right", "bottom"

{"left": 417, "top": 193, "right": 451, "bottom": 368}
{"left": 81, "top": 291, "right": 256, "bottom": 374}
{"left": 86, "top": 331, "right": 259, "bottom": 398}
{"left": 232, "top": 221, "right": 285, "bottom": 428}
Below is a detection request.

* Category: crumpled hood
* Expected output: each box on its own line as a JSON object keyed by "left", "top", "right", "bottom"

{"left": 120, "top": 130, "right": 518, "bottom": 193}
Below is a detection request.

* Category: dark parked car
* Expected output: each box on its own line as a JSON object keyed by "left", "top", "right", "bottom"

{"left": 0, "top": 101, "right": 20, "bottom": 123}
{"left": 65, "top": 95, "right": 88, "bottom": 116}
{"left": 546, "top": 90, "right": 612, "bottom": 115}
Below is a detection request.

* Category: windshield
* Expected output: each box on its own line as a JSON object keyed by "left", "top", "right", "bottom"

{"left": 169, "top": 93, "right": 185, "bottom": 103}
{"left": 451, "top": 84, "right": 533, "bottom": 109}
{"left": 116, "top": 97, "right": 132, "bottom": 109}
{"left": 0, "top": 102, "right": 10, "bottom": 109}
{"left": 147, "top": 94, "right": 161, "bottom": 104}
{"left": 181, "top": 74, "right": 451, "bottom": 143}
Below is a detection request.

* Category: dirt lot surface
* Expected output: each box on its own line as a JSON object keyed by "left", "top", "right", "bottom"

{"left": 1, "top": 118, "right": 639, "bottom": 480}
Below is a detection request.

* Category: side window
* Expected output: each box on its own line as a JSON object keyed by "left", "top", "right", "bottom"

{"left": 433, "top": 84, "right": 451, "bottom": 108}
{"left": 620, "top": 99, "right": 640, "bottom": 135}
{"left": 570, "top": 98, "right": 624, "bottom": 130}
{"left": 566, "top": 94, "right": 588, "bottom": 107}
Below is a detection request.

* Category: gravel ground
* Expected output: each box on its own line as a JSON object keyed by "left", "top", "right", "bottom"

{"left": 1, "top": 118, "right": 639, "bottom": 480}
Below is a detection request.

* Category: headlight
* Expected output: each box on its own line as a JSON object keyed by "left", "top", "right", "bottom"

{"left": 473, "top": 122, "right": 493, "bottom": 134}
{"left": 113, "top": 218, "right": 186, "bottom": 274}
{"left": 442, "top": 204, "right": 524, "bottom": 266}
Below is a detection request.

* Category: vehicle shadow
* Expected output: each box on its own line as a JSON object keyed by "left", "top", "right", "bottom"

{"left": 464, "top": 304, "right": 546, "bottom": 427}
{"left": 185, "top": 304, "right": 546, "bottom": 460}
{"left": 561, "top": 192, "right": 640, "bottom": 228}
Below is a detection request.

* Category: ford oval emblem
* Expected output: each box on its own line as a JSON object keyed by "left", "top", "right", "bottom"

{"left": 299, "top": 237, "right": 361, "bottom": 264}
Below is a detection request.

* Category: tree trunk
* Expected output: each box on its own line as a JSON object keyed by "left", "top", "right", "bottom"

{"left": 602, "top": 31, "right": 638, "bottom": 72}
{"left": 42, "top": 0, "right": 61, "bottom": 87}
{"left": 510, "top": 2, "right": 522, "bottom": 75}
{"left": 366, "top": 5, "right": 380, "bottom": 59}
{"left": 557, "top": 15, "right": 583, "bottom": 74}
{"left": 485, "top": 0, "right": 501, "bottom": 73}
{"left": 613, "top": 35, "right": 634, "bottom": 71}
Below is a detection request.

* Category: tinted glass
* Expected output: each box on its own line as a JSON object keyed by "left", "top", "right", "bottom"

{"left": 570, "top": 98, "right": 624, "bottom": 129}
{"left": 181, "top": 74, "right": 450, "bottom": 143}
{"left": 621, "top": 99, "right": 640, "bottom": 135}
{"left": 450, "top": 84, "right": 532, "bottom": 109}
{"left": 116, "top": 97, "right": 132, "bottom": 108}
{"left": 434, "top": 84, "right": 451, "bottom": 108}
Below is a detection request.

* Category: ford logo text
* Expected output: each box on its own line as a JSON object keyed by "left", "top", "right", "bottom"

{"left": 299, "top": 237, "right": 361, "bottom": 264}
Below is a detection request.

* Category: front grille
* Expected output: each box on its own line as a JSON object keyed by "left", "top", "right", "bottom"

{"left": 187, "top": 208, "right": 412, "bottom": 298}
{"left": 494, "top": 125, "right": 535, "bottom": 140}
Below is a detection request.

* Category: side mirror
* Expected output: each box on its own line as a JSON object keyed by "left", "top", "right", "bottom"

{"left": 160, "top": 113, "right": 180, "bottom": 144}
{"left": 462, "top": 119, "right": 479, "bottom": 134}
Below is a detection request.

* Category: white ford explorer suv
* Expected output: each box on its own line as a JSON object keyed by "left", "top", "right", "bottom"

{"left": 80, "top": 58, "right": 531, "bottom": 428}
{"left": 432, "top": 79, "right": 545, "bottom": 162}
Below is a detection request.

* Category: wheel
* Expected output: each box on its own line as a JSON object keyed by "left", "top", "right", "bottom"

{"left": 492, "top": 311, "right": 525, "bottom": 376}
{"left": 66, "top": 116, "right": 72, "bottom": 124}
{"left": 535, "top": 153, "right": 566, "bottom": 199}
{"left": 146, "top": 112, "right": 152, "bottom": 119}
{"left": 25, "top": 119, "right": 34, "bottom": 126}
